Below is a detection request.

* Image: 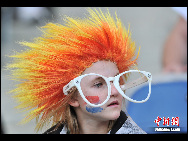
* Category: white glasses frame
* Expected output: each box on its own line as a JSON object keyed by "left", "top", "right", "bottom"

{"left": 63, "top": 70, "right": 152, "bottom": 107}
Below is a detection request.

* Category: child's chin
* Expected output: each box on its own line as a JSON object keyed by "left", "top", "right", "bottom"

{"left": 107, "top": 110, "right": 121, "bottom": 120}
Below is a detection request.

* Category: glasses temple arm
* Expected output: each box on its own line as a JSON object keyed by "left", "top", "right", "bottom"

{"left": 63, "top": 80, "right": 75, "bottom": 95}
{"left": 120, "top": 76, "right": 148, "bottom": 90}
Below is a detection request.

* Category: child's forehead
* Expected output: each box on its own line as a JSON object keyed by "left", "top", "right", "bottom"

{"left": 82, "top": 60, "right": 119, "bottom": 77}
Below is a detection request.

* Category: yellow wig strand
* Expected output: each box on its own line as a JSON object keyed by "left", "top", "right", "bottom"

{"left": 7, "top": 8, "right": 139, "bottom": 132}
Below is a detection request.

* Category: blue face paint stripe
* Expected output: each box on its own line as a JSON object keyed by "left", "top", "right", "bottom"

{"left": 86, "top": 106, "right": 103, "bottom": 113}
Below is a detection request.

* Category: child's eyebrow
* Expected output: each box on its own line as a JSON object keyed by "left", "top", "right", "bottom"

{"left": 114, "top": 73, "right": 120, "bottom": 77}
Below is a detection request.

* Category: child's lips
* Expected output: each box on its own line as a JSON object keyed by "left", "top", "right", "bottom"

{"left": 107, "top": 100, "right": 119, "bottom": 107}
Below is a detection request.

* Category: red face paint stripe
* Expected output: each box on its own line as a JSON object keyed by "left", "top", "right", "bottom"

{"left": 84, "top": 96, "right": 100, "bottom": 104}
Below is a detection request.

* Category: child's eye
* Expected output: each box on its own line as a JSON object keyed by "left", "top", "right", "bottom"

{"left": 94, "top": 82, "right": 103, "bottom": 88}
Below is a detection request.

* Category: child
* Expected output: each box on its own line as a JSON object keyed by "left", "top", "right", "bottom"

{"left": 7, "top": 8, "right": 151, "bottom": 134}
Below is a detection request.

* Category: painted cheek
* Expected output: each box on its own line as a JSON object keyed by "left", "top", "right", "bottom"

{"left": 84, "top": 96, "right": 100, "bottom": 104}
{"left": 86, "top": 106, "right": 103, "bottom": 113}
{"left": 84, "top": 96, "right": 103, "bottom": 113}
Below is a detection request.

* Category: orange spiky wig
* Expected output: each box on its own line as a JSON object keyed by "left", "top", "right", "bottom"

{"left": 7, "top": 8, "right": 139, "bottom": 131}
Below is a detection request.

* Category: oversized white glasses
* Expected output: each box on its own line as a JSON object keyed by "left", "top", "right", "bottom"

{"left": 63, "top": 70, "right": 152, "bottom": 107}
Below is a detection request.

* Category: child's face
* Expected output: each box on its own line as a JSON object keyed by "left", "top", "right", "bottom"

{"left": 71, "top": 60, "right": 123, "bottom": 121}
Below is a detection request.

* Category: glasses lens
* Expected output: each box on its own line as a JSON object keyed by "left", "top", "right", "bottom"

{"left": 80, "top": 74, "right": 108, "bottom": 106}
{"left": 119, "top": 71, "right": 149, "bottom": 101}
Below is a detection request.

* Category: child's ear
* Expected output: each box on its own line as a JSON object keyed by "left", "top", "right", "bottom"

{"left": 68, "top": 97, "right": 80, "bottom": 107}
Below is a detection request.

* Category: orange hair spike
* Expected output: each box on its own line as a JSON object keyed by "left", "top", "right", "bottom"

{"left": 6, "top": 8, "right": 139, "bottom": 132}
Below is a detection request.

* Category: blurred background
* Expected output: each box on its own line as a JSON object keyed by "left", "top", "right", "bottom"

{"left": 1, "top": 7, "right": 187, "bottom": 134}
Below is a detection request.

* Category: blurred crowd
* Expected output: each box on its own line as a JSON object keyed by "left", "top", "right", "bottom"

{"left": 1, "top": 7, "right": 55, "bottom": 134}
{"left": 162, "top": 7, "right": 187, "bottom": 73}
{"left": 1, "top": 7, "right": 54, "bottom": 46}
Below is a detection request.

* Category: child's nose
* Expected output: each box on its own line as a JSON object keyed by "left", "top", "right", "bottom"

{"left": 110, "top": 82, "right": 119, "bottom": 97}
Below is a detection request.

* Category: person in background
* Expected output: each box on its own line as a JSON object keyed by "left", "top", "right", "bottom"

{"left": 162, "top": 7, "right": 187, "bottom": 73}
